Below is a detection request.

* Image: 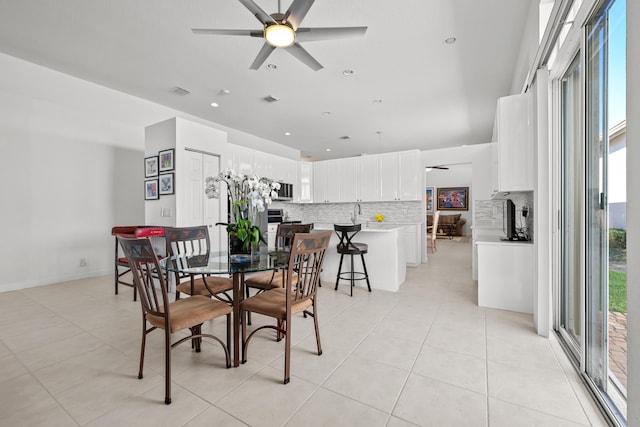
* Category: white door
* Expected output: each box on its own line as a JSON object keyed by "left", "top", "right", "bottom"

{"left": 184, "top": 150, "right": 223, "bottom": 252}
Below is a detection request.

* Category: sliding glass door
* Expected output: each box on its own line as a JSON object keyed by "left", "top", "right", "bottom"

{"left": 585, "top": 0, "right": 627, "bottom": 417}
{"left": 555, "top": 0, "right": 626, "bottom": 423}
{"left": 559, "top": 54, "right": 583, "bottom": 360}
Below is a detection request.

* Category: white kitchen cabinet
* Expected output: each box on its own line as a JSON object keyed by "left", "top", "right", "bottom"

{"left": 312, "top": 161, "right": 328, "bottom": 203}
{"left": 283, "top": 158, "right": 297, "bottom": 184}
{"left": 231, "top": 144, "right": 254, "bottom": 175}
{"left": 342, "top": 157, "right": 360, "bottom": 201}
{"left": 378, "top": 150, "right": 421, "bottom": 201}
{"left": 341, "top": 156, "right": 380, "bottom": 202}
{"left": 253, "top": 151, "right": 274, "bottom": 179}
{"left": 326, "top": 161, "right": 342, "bottom": 202}
{"left": 402, "top": 223, "right": 422, "bottom": 267}
{"left": 397, "top": 150, "right": 421, "bottom": 200}
{"left": 494, "top": 93, "right": 533, "bottom": 192}
{"left": 359, "top": 155, "right": 380, "bottom": 201}
{"left": 297, "top": 162, "right": 313, "bottom": 203}
{"left": 477, "top": 240, "right": 533, "bottom": 313}
{"left": 379, "top": 153, "right": 397, "bottom": 201}
{"left": 313, "top": 160, "right": 342, "bottom": 203}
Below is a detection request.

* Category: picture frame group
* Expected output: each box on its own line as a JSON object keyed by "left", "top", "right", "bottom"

{"left": 144, "top": 148, "right": 175, "bottom": 199}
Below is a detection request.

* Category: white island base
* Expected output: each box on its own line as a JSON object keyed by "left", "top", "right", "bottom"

{"left": 314, "top": 223, "right": 406, "bottom": 292}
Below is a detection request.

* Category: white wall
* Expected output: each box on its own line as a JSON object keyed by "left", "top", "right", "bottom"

{"left": 0, "top": 52, "right": 298, "bottom": 292}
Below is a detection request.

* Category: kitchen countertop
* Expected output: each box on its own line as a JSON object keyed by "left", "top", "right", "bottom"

{"left": 313, "top": 222, "right": 409, "bottom": 232}
{"left": 476, "top": 236, "right": 533, "bottom": 245}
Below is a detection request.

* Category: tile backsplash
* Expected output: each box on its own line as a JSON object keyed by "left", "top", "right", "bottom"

{"left": 271, "top": 201, "right": 424, "bottom": 225}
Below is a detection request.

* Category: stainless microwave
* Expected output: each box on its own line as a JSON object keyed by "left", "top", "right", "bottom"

{"left": 274, "top": 182, "right": 293, "bottom": 200}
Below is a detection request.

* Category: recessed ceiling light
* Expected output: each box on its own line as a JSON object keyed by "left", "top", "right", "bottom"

{"left": 284, "top": 132, "right": 291, "bottom": 136}
{"left": 266, "top": 63, "right": 277, "bottom": 70}
{"left": 444, "top": 37, "right": 457, "bottom": 45}
{"left": 326, "top": 148, "right": 331, "bottom": 152}
{"left": 322, "top": 111, "right": 331, "bottom": 116}
{"left": 210, "top": 102, "right": 219, "bottom": 107}
{"left": 342, "top": 69, "right": 354, "bottom": 76}
{"left": 219, "top": 89, "right": 230, "bottom": 95}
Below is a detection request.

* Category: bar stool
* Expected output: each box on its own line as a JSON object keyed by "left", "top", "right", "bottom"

{"left": 334, "top": 224, "right": 371, "bottom": 296}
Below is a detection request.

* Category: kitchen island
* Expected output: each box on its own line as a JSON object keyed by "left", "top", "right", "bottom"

{"left": 313, "top": 223, "right": 406, "bottom": 292}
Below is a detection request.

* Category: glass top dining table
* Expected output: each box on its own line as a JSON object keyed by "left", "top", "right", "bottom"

{"left": 163, "top": 250, "right": 290, "bottom": 367}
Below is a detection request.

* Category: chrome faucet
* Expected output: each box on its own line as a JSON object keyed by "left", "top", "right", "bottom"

{"left": 351, "top": 203, "right": 362, "bottom": 224}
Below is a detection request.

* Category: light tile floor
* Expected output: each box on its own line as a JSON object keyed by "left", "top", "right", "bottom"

{"left": 0, "top": 239, "right": 610, "bottom": 426}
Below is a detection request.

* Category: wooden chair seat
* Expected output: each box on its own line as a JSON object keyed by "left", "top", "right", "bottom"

{"left": 240, "top": 288, "right": 312, "bottom": 320}
{"left": 175, "top": 276, "right": 233, "bottom": 297}
{"left": 147, "top": 295, "right": 232, "bottom": 333}
{"left": 245, "top": 271, "right": 298, "bottom": 291}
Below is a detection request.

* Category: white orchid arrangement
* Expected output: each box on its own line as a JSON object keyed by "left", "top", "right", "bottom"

{"left": 205, "top": 169, "right": 280, "bottom": 251}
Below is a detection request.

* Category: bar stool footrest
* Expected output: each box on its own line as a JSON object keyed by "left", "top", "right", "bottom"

{"left": 337, "top": 272, "right": 369, "bottom": 282}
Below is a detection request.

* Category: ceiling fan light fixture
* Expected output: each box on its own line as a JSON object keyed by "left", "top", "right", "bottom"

{"left": 264, "top": 24, "right": 295, "bottom": 48}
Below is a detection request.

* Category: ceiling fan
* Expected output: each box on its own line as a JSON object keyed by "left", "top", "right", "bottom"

{"left": 425, "top": 165, "right": 450, "bottom": 171}
{"left": 192, "top": 0, "right": 367, "bottom": 71}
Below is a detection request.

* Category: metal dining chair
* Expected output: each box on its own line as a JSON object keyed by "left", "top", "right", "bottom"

{"left": 118, "top": 236, "right": 231, "bottom": 404}
{"left": 240, "top": 230, "right": 332, "bottom": 384}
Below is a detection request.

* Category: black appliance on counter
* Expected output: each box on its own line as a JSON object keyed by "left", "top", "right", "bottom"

{"left": 273, "top": 183, "right": 293, "bottom": 200}
{"left": 268, "top": 209, "right": 284, "bottom": 223}
{"left": 267, "top": 209, "right": 305, "bottom": 226}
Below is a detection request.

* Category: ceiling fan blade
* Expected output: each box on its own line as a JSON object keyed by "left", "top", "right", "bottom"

{"left": 283, "top": 0, "right": 315, "bottom": 30}
{"left": 285, "top": 43, "right": 323, "bottom": 71}
{"left": 192, "top": 28, "right": 263, "bottom": 38}
{"left": 250, "top": 43, "right": 276, "bottom": 70}
{"left": 295, "top": 26, "right": 368, "bottom": 42}
{"left": 238, "top": 0, "right": 276, "bottom": 25}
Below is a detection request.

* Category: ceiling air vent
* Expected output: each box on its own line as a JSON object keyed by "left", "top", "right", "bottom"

{"left": 339, "top": 135, "right": 351, "bottom": 140}
{"left": 170, "top": 86, "right": 190, "bottom": 96}
{"left": 263, "top": 95, "right": 280, "bottom": 103}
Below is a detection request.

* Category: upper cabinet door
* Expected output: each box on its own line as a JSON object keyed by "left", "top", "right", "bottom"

{"left": 326, "top": 160, "right": 343, "bottom": 202}
{"left": 397, "top": 150, "right": 421, "bottom": 200}
{"left": 232, "top": 145, "right": 254, "bottom": 175}
{"left": 379, "top": 153, "right": 398, "bottom": 201}
{"left": 312, "top": 161, "right": 329, "bottom": 203}
{"left": 297, "top": 162, "right": 312, "bottom": 203}
{"left": 342, "top": 157, "right": 360, "bottom": 201}
{"left": 359, "top": 155, "right": 380, "bottom": 201}
{"left": 495, "top": 93, "right": 533, "bottom": 192}
{"left": 253, "top": 151, "right": 272, "bottom": 179}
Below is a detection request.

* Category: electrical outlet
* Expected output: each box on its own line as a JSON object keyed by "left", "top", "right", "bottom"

{"left": 79, "top": 258, "right": 87, "bottom": 267}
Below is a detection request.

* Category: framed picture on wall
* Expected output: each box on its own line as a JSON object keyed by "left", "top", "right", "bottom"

{"left": 145, "top": 179, "right": 159, "bottom": 200}
{"left": 437, "top": 187, "right": 469, "bottom": 211}
{"left": 158, "top": 148, "right": 175, "bottom": 171}
{"left": 144, "top": 156, "right": 159, "bottom": 177}
{"left": 426, "top": 187, "right": 434, "bottom": 213}
{"left": 158, "top": 172, "right": 174, "bottom": 195}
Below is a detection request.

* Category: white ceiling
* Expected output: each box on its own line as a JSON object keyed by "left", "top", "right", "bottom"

{"left": 0, "top": 0, "right": 532, "bottom": 161}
